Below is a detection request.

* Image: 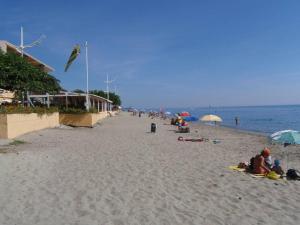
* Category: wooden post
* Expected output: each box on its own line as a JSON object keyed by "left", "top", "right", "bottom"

{"left": 22, "top": 91, "right": 25, "bottom": 107}
{"left": 65, "top": 92, "right": 68, "bottom": 109}
{"left": 46, "top": 93, "right": 50, "bottom": 108}
{"left": 27, "top": 91, "right": 30, "bottom": 107}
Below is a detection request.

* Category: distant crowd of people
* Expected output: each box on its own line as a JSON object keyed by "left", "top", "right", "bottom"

{"left": 129, "top": 109, "right": 298, "bottom": 180}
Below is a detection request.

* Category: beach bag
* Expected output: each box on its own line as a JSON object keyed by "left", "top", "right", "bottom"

{"left": 178, "top": 126, "right": 190, "bottom": 133}
{"left": 151, "top": 123, "right": 157, "bottom": 133}
{"left": 286, "top": 169, "right": 300, "bottom": 180}
{"left": 248, "top": 157, "right": 255, "bottom": 172}
{"left": 267, "top": 171, "right": 280, "bottom": 180}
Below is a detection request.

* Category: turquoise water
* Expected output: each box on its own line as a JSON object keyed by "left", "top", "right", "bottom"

{"left": 166, "top": 105, "right": 300, "bottom": 135}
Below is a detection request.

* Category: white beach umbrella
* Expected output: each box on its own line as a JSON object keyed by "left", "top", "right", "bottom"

{"left": 200, "top": 114, "right": 222, "bottom": 122}
{"left": 270, "top": 130, "right": 294, "bottom": 138}
{"left": 270, "top": 130, "right": 300, "bottom": 145}
{"left": 270, "top": 129, "right": 300, "bottom": 171}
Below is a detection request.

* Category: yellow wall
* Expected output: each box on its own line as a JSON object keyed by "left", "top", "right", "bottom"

{"left": 0, "top": 115, "right": 8, "bottom": 139}
{"left": 59, "top": 112, "right": 107, "bottom": 127}
{"left": 91, "top": 112, "right": 108, "bottom": 125}
{"left": 0, "top": 113, "right": 59, "bottom": 139}
{"left": 0, "top": 111, "right": 112, "bottom": 139}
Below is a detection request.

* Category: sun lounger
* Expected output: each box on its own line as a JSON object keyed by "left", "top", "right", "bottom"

{"left": 178, "top": 126, "right": 190, "bottom": 133}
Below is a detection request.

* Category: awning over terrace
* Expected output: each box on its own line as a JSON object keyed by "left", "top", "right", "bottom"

{"left": 28, "top": 92, "right": 113, "bottom": 112}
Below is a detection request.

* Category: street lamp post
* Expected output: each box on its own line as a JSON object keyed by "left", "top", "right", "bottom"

{"left": 18, "top": 26, "right": 46, "bottom": 106}
{"left": 104, "top": 74, "right": 116, "bottom": 101}
{"left": 104, "top": 74, "right": 116, "bottom": 111}
{"left": 19, "top": 26, "right": 46, "bottom": 57}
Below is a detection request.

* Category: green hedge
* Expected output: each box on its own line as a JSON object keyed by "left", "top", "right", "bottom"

{"left": 0, "top": 105, "right": 58, "bottom": 115}
{"left": 0, "top": 106, "right": 100, "bottom": 115}
{"left": 59, "top": 107, "right": 98, "bottom": 114}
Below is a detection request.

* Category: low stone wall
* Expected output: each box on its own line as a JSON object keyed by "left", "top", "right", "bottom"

{"left": 59, "top": 112, "right": 107, "bottom": 127}
{"left": 0, "top": 112, "right": 59, "bottom": 139}
{"left": 91, "top": 112, "right": 108, "bottom": 125}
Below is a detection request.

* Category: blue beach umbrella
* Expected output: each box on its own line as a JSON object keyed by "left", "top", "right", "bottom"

{"left": 270, "top": 130, "right": 300, "bottom": 145}
{"left": 182, "top": 116, "right": 198, "bottom": 122}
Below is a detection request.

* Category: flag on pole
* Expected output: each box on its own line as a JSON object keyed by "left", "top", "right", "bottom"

{"left": 64, "top": 44, "right": 81, "bottom": 72}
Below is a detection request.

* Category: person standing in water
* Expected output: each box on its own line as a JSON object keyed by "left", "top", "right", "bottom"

{"left": 235, "top": 116, "right": 239, "bottom": 126}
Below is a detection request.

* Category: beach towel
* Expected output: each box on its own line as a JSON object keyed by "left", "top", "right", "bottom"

{"left": 177, "top": 136, "right": 207, "bottom": 142}
{"left": 250, "top": 172, "right": 281, "bottom": 180}
{"left": 228, "top": 166, "right": 281, "bottom": 180}
{"left": 250, "top": 174, "right": 266, "bottom": 178}
{"left": 228, "top": 165, "right": 246, "bottom": 172}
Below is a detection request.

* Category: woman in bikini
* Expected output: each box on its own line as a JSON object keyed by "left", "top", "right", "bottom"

{"left": 253, "top": 148, "right": 271, "bottom": 174}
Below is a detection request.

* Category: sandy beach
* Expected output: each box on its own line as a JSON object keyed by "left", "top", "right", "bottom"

{"left": 0, "top": 112, "right": 299, "bottom": 225}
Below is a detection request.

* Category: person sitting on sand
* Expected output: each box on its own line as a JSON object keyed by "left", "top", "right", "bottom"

{"left": 175, "top": 116, "right": 181, "bottom": 125}
{"left": 271, "top": 159, "right": 284, "bottom": 175}
{"left": 265, "top": 154, "right": 273, "bottom": 169}
{"left": 252, "top": 148, "right": 272, "bottom": 174}
{"left": 181, "top": 120, "right": 188, "bottom": 127}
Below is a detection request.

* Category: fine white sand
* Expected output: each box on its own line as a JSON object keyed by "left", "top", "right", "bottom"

{"left": 0, "top": 112, "right": 299, "bottom": 225}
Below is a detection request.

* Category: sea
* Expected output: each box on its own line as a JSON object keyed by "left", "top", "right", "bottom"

{"left": 164, "top": 105, "right": 300, "bottom": 135}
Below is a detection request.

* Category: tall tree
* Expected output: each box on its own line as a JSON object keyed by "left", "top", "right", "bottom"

{"left": 90, "top": 89, "right": 121, "bottom": 106}
{"left": 73, "top": 89, "right": 85, "bottom": 93}
{"left": 0, "top": 50, "right": 61, "bottom": 98}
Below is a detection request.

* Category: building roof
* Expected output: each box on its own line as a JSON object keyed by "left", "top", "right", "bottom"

{"left": 29, "top": 92, "right": 113, "bottom": 103}
{"left": 0, "top": 40, "right": 54, "bottom": 73}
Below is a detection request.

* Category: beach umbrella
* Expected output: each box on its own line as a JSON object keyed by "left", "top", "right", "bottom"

{"left": 200, "top": 114, "right": 222, "bottom": 122}
{"left": 183, "top": 116, "right": 198, "bottom": 122}
{"left": 270, "top": 130, "right": 300, "bottom": 145}
{"left": 270, "top": 130, "right": 300, "bottom": 171}
{"left": 180, "top": 111, "right": 190, "bottom": 117}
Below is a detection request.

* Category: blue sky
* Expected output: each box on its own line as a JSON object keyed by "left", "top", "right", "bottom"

{"left": 1, "top": 0, "right": 300, "bottom": 108}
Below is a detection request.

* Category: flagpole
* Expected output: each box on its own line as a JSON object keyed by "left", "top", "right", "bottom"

{"left": 85, "top": 41, "right": 89, "bottom": 111}
{"left": 106, "top": 73, "right": 110, "bottom": 101}
{"left": 20, "top": 26, "right": 24, "bottom": 57}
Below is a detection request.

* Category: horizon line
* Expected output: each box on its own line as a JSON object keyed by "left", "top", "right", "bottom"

{"left": 133, "top": 103, "right": 300, "bottom": 110}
